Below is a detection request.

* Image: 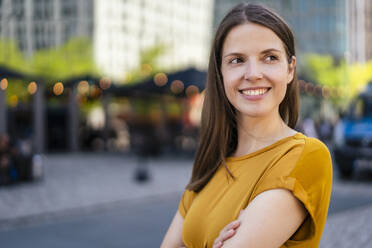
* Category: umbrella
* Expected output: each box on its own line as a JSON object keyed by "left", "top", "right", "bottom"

{"left": 0, "top": 65, "right": 28, "bottom": 79}
{"left": 107, "top": 67, "right": 206, "bottom": 98}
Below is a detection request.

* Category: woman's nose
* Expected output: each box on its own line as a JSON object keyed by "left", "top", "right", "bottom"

{"left": 244, "top": 61, "right": 263, "bottom": 81}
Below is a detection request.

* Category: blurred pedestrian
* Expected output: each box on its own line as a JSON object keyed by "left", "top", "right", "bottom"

{"left": 303, "top": 116, "right": 319, "bottom": 138}
{"left": 319, "top": 118, "right": 333, "bottom": 142}
{"left": 161, "top": 3, "right": 332, "bottom": 248}
{"left": 0, "top": 134, "right": 15, "bottom": 184}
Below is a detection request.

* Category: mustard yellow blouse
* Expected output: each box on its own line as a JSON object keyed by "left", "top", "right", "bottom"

{"left": 178, "top": 132, "right": 333, "bottom": 248}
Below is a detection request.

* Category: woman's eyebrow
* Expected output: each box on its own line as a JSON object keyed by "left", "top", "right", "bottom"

{"left": 223, "top": 52, "right": 244, "bottom": 58}
{"left": 223, "top": 49, "right": 282, "bottom": 58}
{"left": 261, "top": 48, "right": 282, "bottom": 54}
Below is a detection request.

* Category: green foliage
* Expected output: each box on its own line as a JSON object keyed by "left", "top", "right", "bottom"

{"left": 0, "top": 37, "right": 97, "bottom": 84}
{"left": 347, "top": 61, "right": 372, "bottom": 97}
{"left": 5, "top": 79, "right": 30, "bottom": 105}
{"left": 125, "top": 44, "right": 167, "bottom": 84}
{"left": 303, "top": 53, "right": 372, "bottom": 109}
{"left": 30, "top": 37, "right": 97, "bottom": 84}
{"left": 303, "top": 54, "right": 348, "bottom": 88}
{"left": 139, "top": 44, "right": 167, "bottom": 67}
{"left": 0, "top": 39, "right": 30, "bottom": 72}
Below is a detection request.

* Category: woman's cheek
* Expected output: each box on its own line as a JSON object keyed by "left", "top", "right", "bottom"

{"left": 223, "top": 71, "right": 241, "bottom": 89}
{"left": 261, "top": 64, "right": 285, "bottom": 77}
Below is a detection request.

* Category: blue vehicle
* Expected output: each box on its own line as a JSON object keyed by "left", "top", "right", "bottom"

{"left": 333, "top": 82, "right": 372, "bottom": 178}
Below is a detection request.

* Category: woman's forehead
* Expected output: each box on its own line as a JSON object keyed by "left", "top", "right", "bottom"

{"left": 222, "top": 23, "right": 285, "bottom": 55}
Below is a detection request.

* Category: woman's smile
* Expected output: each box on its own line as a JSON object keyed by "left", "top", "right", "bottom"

{"left": 239, "top": 87, "right": 272, "bottom": 101}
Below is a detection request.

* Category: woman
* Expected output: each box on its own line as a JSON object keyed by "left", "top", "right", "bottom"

{"left": 161, "top": 3, "right": 332, "bottom": 248}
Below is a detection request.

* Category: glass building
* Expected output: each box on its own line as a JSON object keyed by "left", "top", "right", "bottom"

{"left": 0, "top": 0, "right": 93, "bottom": 57}
{"left": 94, "top": 0, "right": 214, "bottom": 80}
{"left": 213, "top": 0, "right": 347, "bottom": 60}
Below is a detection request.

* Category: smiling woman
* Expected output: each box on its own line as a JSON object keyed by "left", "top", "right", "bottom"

{"left": 161, "top": 3, "right": 332, "bottom": 248}
{"left": 221, "top": 22, "right": 296, "bottom": 128}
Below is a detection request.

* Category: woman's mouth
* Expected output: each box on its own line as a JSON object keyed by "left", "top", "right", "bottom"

{"left": 238, "top": 87, "right": 271, "bottom": 100}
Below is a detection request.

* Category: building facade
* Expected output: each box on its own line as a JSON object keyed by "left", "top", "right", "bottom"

{"left": 94, "top": 0, "right": 214, "bottom": 81}
{"left": 0, "top": 0, "right": 93, "bottom": 57}
{"left": 213, "top": 0, "right": 347, "bottom": 60}
{"left": 347, "top": 0, "right": 372, "bottom": 64}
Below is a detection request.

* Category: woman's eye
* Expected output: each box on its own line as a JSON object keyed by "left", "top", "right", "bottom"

{"left": 230, "top": 58, "right": 243, "bottom": 64}
{"left": 264, "top": 55, "right": 278, "bottom": 62}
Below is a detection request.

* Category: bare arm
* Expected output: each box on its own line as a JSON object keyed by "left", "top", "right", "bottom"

{"left": 161, "top": 210, "right": 186, "bottom": 248}
{"left": 222, "top": 188, "right": 308, "bottom": 248}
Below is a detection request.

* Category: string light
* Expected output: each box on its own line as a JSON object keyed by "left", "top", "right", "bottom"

{"left": 0, "top": 78, "right": 8, "bottom": 90}
{"left": 154, "top": 73, "right": 168, "bottom": 86}
{"left": 170, "top": 80, "right": 184, "bottom": 94}
{"left": 28, "top": 82, "right": 38, "bottom": 95}
{"left": 77, "top": 80, "right": 89, "bottom": 95}
{"left": 99, "top": 77, "right": 111, "bottom": 90}
{"left": 53, "top": 82, "right": 64, "bottom": 95}
{"left": 186, "top": 85, "right": 199, "bottom": 97}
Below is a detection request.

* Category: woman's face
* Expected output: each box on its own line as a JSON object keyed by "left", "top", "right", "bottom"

{"left": 221, "top": 22, "right": 295, "bottom": 120}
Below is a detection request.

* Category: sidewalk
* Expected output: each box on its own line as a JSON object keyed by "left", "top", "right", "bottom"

{"left": 320, "top": 203, "right": 372, "bottom": 247}
{"left": 0, "top": 153, "right": 371, "bottom": 247}
{"left": 0, "top": 153, "right": 192, "bottom": 224}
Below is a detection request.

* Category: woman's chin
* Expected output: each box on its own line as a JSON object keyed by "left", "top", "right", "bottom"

{"left": 237, "top": 110, "right": 270, "bottom": 119}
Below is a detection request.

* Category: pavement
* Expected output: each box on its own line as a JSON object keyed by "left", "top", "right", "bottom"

{"left": 0, "top": 153, "right": 372, "bottom": 247}
{"left": 0, "top": 153, "right": 191, "bottom": 227}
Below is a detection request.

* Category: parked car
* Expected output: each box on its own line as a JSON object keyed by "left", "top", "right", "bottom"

{"left": 333, "top": 82, "right": 372, "bottom": 178}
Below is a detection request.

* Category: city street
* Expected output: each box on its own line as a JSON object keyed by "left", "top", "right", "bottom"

{"left": 0, "top": 153, "right": 372, "bottom": 247}
{"left": 1, "top": 0, "right": 372, "bottom": 247}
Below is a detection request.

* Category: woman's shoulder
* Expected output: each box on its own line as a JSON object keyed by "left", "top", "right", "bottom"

{"left": 296, "top": 133, "right": 331, "bottom": 158}
{"left": 291, "top": 133, "right": 332, "bottom": 177}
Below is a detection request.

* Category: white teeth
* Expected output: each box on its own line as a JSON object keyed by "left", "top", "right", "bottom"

{"left": 241, "top": 88, "right": 268, "bottom": 96}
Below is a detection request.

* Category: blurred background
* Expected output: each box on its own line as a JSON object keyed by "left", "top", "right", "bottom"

{"left": 0, "top": 0, "right": 372, "bottom": 247}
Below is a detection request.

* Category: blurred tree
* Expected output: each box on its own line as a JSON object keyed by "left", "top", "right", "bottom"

{"left": 303, "top": 54, "right": 347, "bottom": 89}
{"left": 5, "top": 79, "right": 29, "bottom": 105}
{"left": 125, "top": 44, "right": 167, "bottom": 84}
{"left": 347, "top": 61, "right": 372, "bottom": 98}
{"left": 303, "top": 54, "right": 372, "bottom": 108}
{"left": 0, "top": 39, "right": 30, "bottom": 72}
{"left": 30, "top": 37, "right": 97, "bottom": 84}
{"left": 0, "top": 37, "right": 97, "bottom": 84}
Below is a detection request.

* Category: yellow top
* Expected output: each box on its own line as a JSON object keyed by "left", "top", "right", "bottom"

{"left": 178, "top": 132, "right": 333, "bottom": 248}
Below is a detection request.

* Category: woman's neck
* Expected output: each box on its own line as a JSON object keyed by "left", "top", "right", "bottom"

{"left": 233, "top": 111, "right": 296, "bottom": 157}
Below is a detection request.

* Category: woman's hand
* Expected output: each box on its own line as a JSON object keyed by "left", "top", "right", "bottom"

{"left": 212, "top": 210, "right": 244, "bottom": 248}
{"left": 212, "top": 220, "right": 240, "bottom": 248}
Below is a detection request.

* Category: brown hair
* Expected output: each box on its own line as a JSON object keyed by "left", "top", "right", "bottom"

{"left": 186, "top": 3, "right": 299, "bottom": 192}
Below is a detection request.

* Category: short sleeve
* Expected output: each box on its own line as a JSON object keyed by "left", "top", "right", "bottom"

{"left": 250, "top": 138, "right": 333, "bottom": 244}
{"left": 178, "top": 189, "right": 197, "bottom": 218}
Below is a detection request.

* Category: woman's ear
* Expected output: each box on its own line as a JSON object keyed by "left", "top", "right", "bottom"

{"left": 287, "top": 56, "right": 296, "bottom": 84}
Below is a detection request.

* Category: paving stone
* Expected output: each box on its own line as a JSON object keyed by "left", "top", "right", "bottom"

{"left": 1, "top": 153, "right": 372, "bottom": 246}
{"left": 0, "top": 153, "right": 192, "bottom": 221}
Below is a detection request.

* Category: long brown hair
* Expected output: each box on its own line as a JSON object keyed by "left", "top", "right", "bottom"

{"left": 186, "top": 3, "right": 299, "bottom": 192}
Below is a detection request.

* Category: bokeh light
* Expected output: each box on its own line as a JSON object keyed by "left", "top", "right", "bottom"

{"left": 0, "top": 78, "right": 8, "bottom": 90}
{"left": 99, "top": 77, "right": 111, "bottom": 90}
{"left": 186, "top": 85, "right": 199, "bottom": 97}
{"left": 53, "top": 82, "right": 64, "bottom": 95}
{"left": 78, "top": 80, "right": 90, "bottom": 95}
{"left": 90, "top": 85, "right": 101, "bottom": 98}
{"left": 322, "top": 86, "right": 330, "bottom": 99}
{"left": 154, "top": 72, "right": 168, "bottom": 86}
{"left": 170, "top": 80, "right": 184, "bottom": 94}
{"left": 304, "top": 82, "right": 314, "bottom": 95}
{"left": 9, "top": 95, "right": 18, "bottom": 107}
{"left": 141, "top": 64, "right": 152, "bottom": 75}
{"left": 28, "top": 82, "right": 38, "bottom": 95}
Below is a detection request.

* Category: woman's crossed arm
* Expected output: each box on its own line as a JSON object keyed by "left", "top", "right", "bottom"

{"left": 215, "top": 188, "right": 307, "bottom": 248}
